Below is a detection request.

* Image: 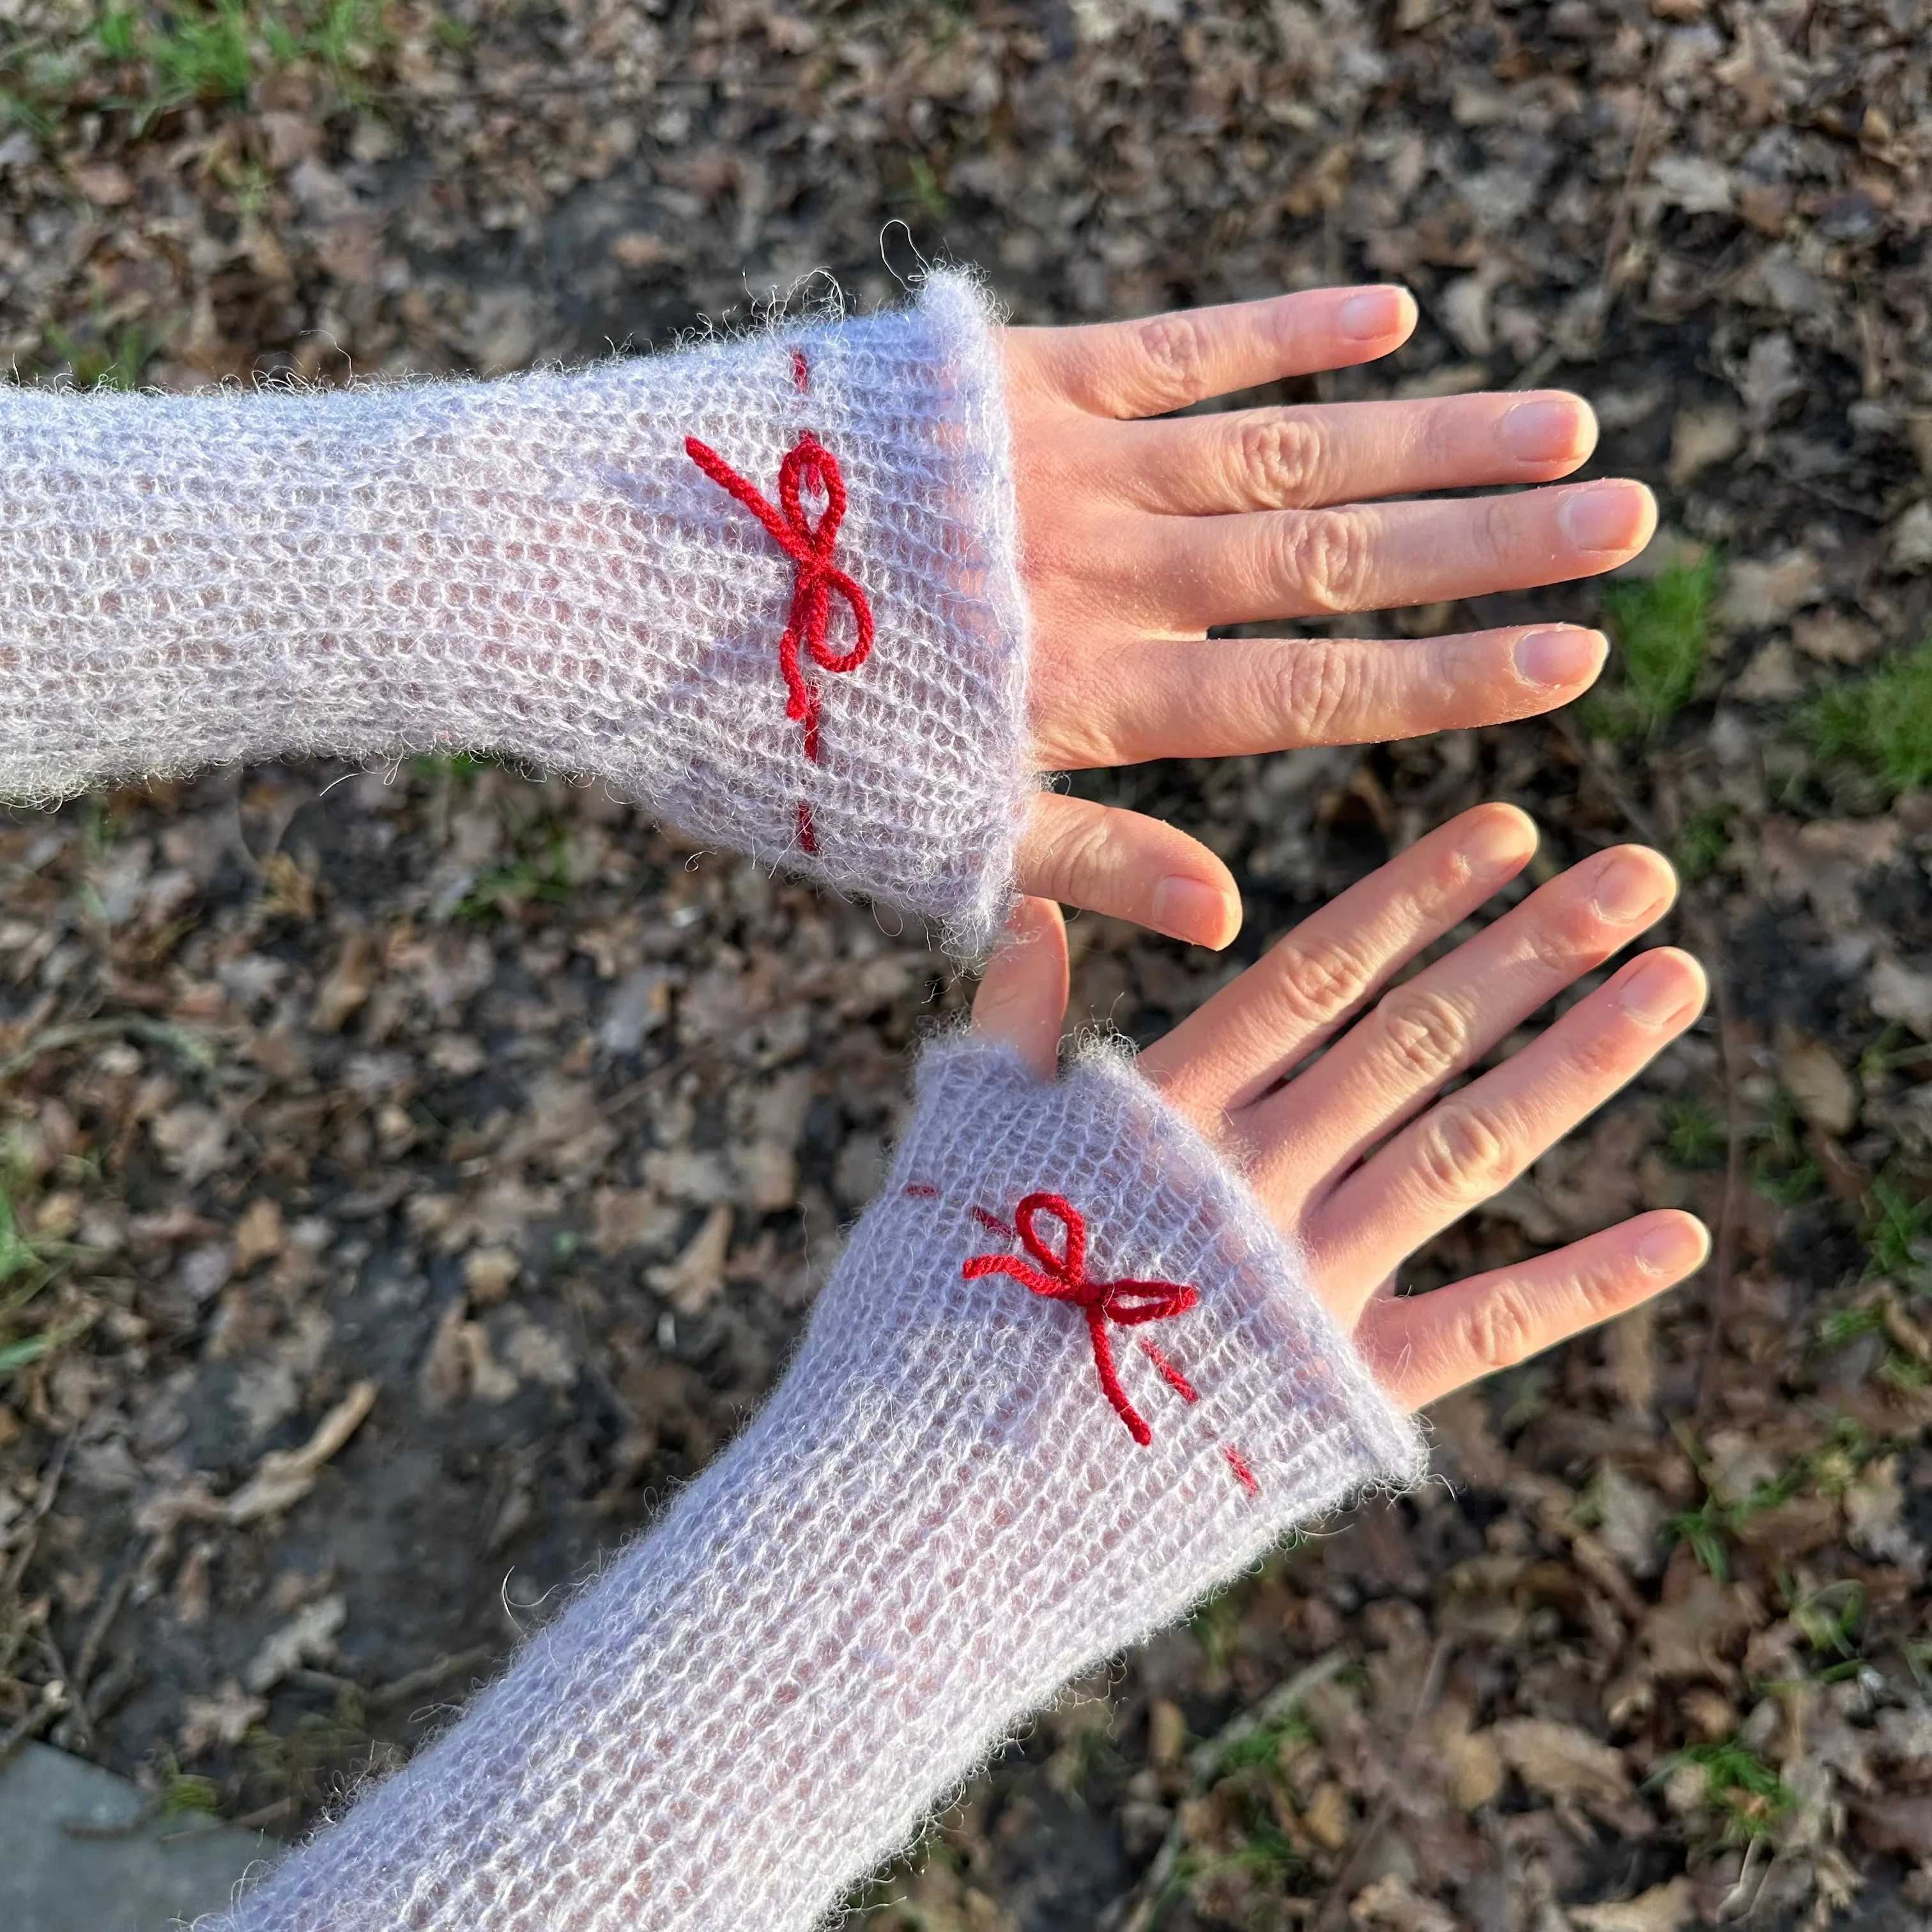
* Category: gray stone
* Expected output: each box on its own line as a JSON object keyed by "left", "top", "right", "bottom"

{"left": 0, "top": 1742, "right": 276, "bottom": 1931}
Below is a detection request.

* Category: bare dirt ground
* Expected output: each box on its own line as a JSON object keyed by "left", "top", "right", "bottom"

{"left": 3, "top": 3, "right": 1932, "bottom": 1928}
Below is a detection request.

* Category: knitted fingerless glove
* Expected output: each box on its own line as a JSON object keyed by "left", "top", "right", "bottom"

{"left": 0, "top": 273, "right": 1031, "bottom": 951}
{"left": 215, "top": 1038, "right": 1423, "bottom": 1931}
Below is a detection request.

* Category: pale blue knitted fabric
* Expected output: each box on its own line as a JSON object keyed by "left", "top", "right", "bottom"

{"left": 210, "top": 1038, "right": 1423, "bottom": 1931}
{"left": 0, "top": 273, "right": 1031, "bottom": 953}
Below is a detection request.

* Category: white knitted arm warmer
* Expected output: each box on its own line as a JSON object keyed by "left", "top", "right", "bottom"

{"left": 1, "top": 274, "right": 1031, "bottom": 950}
{"left": 215, "top": 1038, "right": 1423, "bottom": 1931}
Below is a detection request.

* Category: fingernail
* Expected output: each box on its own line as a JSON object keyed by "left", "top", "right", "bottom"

{"left": 1619, "top": 953, "right": 1691, "bottom": 1025}
{"left": 1558, "top": 480, "right": 1649, "bottom": 553}
{"left": 1337, "top": 288, "right": 1408, "bottom": 342}
{"left": 1151, "top": 876, "right": 1231, "bottom": 947}
{"left": 1514, "top": 627, "right": 1604, "bottom": 687}
{"left": 1591, "top": 850, "right": 1671, "bottom": 924}
{"left": 1637, "top": 1217, "right": 1709, "bottom": 1276}
{"left": 1462, "top": 809, "right": 1536, "bottom": 878}
{"left": 1501, "top": 397, "right": 1590, "bottom": 464}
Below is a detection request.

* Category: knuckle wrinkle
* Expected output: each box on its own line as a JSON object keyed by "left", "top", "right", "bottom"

{"left": 1415, "top": 1103, "right": 1510, "bottom": 1204}
{"left": 1134, "top": 314, "right": 1212, "bottom": 404}
{"left": 1265, "top": 935, "right": 1374, "bottom": 1031}
{"left": 1377, "top": 986, "right": 1469, "bottom": 1082}
{"left": 1464, "top": 1282, "right": 1536, "bottom": 1374}
{"left": 1269, "top": 644, "right": 1358, "bottom": 740}
{"left": 1284, "top": 510, "right": 1372, "bottom": 614}
{"left": 1234, "top": 416, "right": 1323, "bottom": 507}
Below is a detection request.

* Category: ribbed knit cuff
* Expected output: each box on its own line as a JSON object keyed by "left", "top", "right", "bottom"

{"left": 0, "top": 271, "right": 1033, "bottom": 953}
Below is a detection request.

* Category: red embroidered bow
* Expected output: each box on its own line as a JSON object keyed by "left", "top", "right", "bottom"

{"left": 963, "top": 1193, "right": 1199, "bottom": 1446}
{"left": 684, "top": 432, "right": 875, "bottom": 762}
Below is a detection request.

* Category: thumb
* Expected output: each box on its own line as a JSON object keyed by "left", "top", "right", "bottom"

{"left": 1016, "top": 793, "right": 1241, "bottom": 949}
{"left": 970, "top": 897, "right": 1070, "bottom": 1080}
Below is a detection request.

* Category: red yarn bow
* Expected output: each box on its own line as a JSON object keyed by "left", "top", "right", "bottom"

{"left": 684, "top": 431, "right": 875, "bottom": 761}
{"left": 963, "top": 1193, "right": 1199, "bottom": 1446}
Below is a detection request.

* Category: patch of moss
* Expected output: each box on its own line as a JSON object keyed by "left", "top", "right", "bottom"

{"left": 1586, "top": 553, "right": 1719, "bottom": 740}
{"left": 1803, "top": 638, "right": 1932, "bottom": 799}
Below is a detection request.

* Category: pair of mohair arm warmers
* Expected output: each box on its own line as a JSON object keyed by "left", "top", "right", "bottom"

{"left": 4, "top": 277, "right": 1423, "bottom": 1929}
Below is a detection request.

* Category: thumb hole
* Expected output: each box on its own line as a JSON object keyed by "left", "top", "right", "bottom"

{"left": 970, "top": 897, "right": 1070, "bottom": 1080}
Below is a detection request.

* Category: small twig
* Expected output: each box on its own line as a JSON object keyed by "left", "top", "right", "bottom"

{"left": 1481, "top": 1806, "right": 1521, "bottom": 1912}
{"left": 220, "top": 1378, "right": 378, "bottom": 1527}
{"left": 1644, "top": 773, "right": 1740, "bottom": 1416}
{"left": 1510, "top": 341, "right": 1568, "bottom": 392}
{"left": 51, "top": 1557, "right": 135, "bottom": 1751}
{"left": 0, "top": 1016, "right": 213, "bottom": 1090}
{"left": 70, "top": 1560, "right": 133, "bottom": 1698}
{"left": 225, "top": 1793, "right": 297, "bottom": 1832}
{"left": 284, "top": 1666, "right": 364, "bottom": 1701}
{"left": 1782, "top": 472, "right": 1891, "bottom": 523}
{"left": 366, "top": 1644, "right": 498, "bottom": 1713}
{"left": 1715, "top": 1826, "right": 1769, "bottom": 1920}
{"left": 84, "top": 1652, "right": 140, "bottom": 1724}
{"left": 0, "top": 1677, "right": 68, "bottom": 1772}
{"left": 601, "top": 1045, "right": 706, "bottom": 1119}
{"left": 288, "top": 1644, "right": 498, "bottom": 1715}
{"left": 1555, "top": 717, "right": 1664, "bottom": 849}
{"left": 1637, "top": 240, "right": 1768, "bottom": 325}
{"left": 1314, "top": 1634, "right": 1452, "bottom": 1931}
{"left": 1589, "top": 34, "right": 1667, "bottom": 335}
{"left": 1184, "top": 1648, "right": 1349, "bottom": 1790}
{"left": 1, "top": 1423, "right": 78, "bottom": 1595}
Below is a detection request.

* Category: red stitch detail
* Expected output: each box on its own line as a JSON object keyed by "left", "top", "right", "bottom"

{"left": 969, "top": 1206, "right": 1011, "bottom": 1237}
{"left": 903, "top": 1183, "right": 940, "bottom": 1199}
{"left": 791, "top": 348, "right": 811, "bottom": 393}
{"left": 1138, "top": 1340, "right": 1198, "bottom": 1404}
{"left": 964, "top": 1193, "right": 1199, "bottom": 1447}
{"left": 683, "top": 433, "right": 873, "bottom": 765}
{"left": 797, "top": 800, "right": 819, "bottom": 854}
{"left": 1222, "top": 1446, "right": 1260, "bottom": 1496}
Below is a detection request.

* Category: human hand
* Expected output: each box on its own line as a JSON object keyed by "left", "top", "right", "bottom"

{"left": 1002, "top": 288, "right": 1657, "bottom": 953}
{"left": 973, "top": 804, "right": 1707, "bottom": 1407}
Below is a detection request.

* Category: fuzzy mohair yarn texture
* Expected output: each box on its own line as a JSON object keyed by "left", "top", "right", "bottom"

{"left": 0, "top": 272, "right": 1032, "bottom": 951}
{"left": 210, "top": 1039, "right": 1423, "bottom": 1931}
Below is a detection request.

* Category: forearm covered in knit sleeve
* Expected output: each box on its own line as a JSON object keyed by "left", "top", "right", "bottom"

{"left": 0, "top": 273, "right": 1031, "bottom": 951}
{"left": 213, "top": 1038, "right": 1423, "bottom": 1932}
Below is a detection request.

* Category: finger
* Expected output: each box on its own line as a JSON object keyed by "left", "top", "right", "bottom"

{"left": 1015, "top": 793, "right": 1241, "bottom": 951}
{"left": 1035, "top": 625, "right": 1607, "bottom": 770}
{"left": 1313, "top": 948, "right": 1708, "bottom": 1298}
{"left": 1121, "top": 391, "right": 1598, "bottom": 517}
{"left": 970, "top": 898, "right": 1070, "bottom": 1080}
{"left": 1253, "top": 844, "right": 1678, "bottom": 1181}
{"left": 1140, "top": 804, "right": 1538, "bottom": 1119}
{"left": 1146, "top": 479, "right": 1657, "bottom": 627}
{"left": 1353, "top": 1212, "right": 1710, "bottom": 1411}
{"left": 1013, "top": 286, "right": 1417, "bottom": 420}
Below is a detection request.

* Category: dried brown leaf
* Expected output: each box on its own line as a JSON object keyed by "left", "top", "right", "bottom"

{"left": 224, "top": 1380, "right": 377, "bottom": 1524}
